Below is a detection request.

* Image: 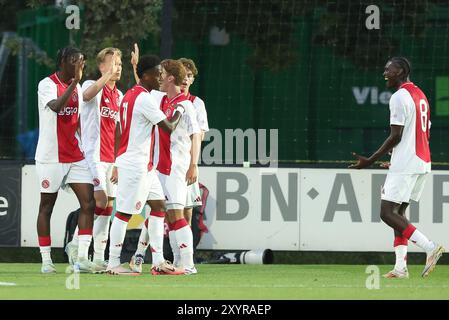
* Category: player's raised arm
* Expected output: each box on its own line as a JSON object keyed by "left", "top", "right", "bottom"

{"left": 47, "top": 55, "right": 84, "bottom": 113}
{"left": 83, "top": 52, "right": 119, "bottom": 102}
{"left": 157, "top": 104, "right": 185, "bottom": 133}
{"left": 131, "top": 43, "right": 140, "bottom": 84}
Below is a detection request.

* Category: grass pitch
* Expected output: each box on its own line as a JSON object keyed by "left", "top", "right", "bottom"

{"left": 1, "top": 263, "right": 449, "bottom": 300}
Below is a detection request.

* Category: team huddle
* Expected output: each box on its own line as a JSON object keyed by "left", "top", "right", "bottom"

{"left": 35, "top": 44, "right": 445, "bottom": 278}
{"left": 35, "top": 44, "right": 208, "bottom": 275}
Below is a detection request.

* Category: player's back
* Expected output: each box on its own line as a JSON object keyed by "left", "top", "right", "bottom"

{"left": 116, "top": 85, "right": 165, "bottom": 171}
{"left": 389, "top": 82, "right": 431, "bottom": 174}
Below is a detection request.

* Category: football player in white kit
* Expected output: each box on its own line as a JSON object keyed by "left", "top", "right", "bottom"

{"left": 65, "top": 48, "right": 123, "bottom": 271}
{"left": 156, "top": 59, "right": 202, "bottom": 275}
{"left": 179, "top": 58, "right": 209, "bottom": 222}
{"left": 129, "top": 58, "right": 209, "bottom": 269}
{"left": 36, "top": 47, "right": 99, "bottom": 273}
{"left": 106, "top": 55, "right": 185, "bottom": 275}
{"left": 350, "top": 57, "right": 445, "bottom": 278}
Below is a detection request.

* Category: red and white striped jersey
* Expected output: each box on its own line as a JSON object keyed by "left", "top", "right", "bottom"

{"left": 80, "top": 80, "right": 123, "bottom": 163}
{"left": 115, "top": 85, "right": 166, "bottom": 171}
{"left": 157, "top": 92, "right": 201, "bottom": 175}
{"left": 35, "top": 73, "right": 84, "bottom": 163}
{"left": 389, "top": 82, "right": 431, "bottom": 174}
{"left": 186, "top": 93, "right": 209, "bottom": 132}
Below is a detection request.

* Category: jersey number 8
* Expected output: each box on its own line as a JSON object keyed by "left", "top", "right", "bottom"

{"left": 419, "top": 99, "right": 428, "bottom": 133}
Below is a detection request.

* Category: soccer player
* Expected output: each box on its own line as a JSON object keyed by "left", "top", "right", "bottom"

{"left": 179, "top": 58, "right": 209, "bottom": 221}
{"left": 156, "top": 59, "right": 202, "bottom": 274}
{"left": 106, "top": 55, "right": 185, "bottom": 275}
{"left": 36, "top": 47, "right": 98, "bottom": 273}
{"left": 65, "top": 48, "right": 123, "bottom": 271}
{"left": 130, "top": 58, "right": 209, "bottom": 268}
{"left": 350, "top": 57, "right": 445, "bottom": 278}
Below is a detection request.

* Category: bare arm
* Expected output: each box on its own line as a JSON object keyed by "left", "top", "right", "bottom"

{"left": 186, "top": 132, "right": 201, "bottom": 185}
{"left": 83, "top": 53, "right": 118, "bottom": 102}
{"left": 114, "top": 122, "right": 121, "bottom": 157}
{"left": 131, "top": 43, "right": 140, "bottom": 84}
{"left": 47, "top": 57, "right": 84, "bottom": 113}
{"left": 110, "top": 123, "right": 121, "bottom": 184}
{"left": 349, "top": 125, "right": 403, "bottom": 169}
{"left": 157, "top": 105, "right": 184, "bottom": 133}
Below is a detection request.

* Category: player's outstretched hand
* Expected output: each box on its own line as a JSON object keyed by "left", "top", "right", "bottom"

{"left": 110, "top": 166, "right": 118, "bottom": 184}
{"left": 108, "top": 52, "right": 119, "bottom": 76}
{"left": 186, "top": 164, "right": 198, "bottom": 186}
{"left": 131, "top": 43, "right": 139, "bottom": 67}
{"left": 74, "top": 55, "right": 85, "bottom": 83}
{"left": 348, "top": 152, "right": 372, "bottom": 169}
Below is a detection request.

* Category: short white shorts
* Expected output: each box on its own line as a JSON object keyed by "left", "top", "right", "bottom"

{"left": 381, "top": 173, "right": 428, "bottom": 204}
{"left": 185, "top": 181, "right": 202, "bottom": 208}
{"left": 158, "top": 170, "right": 188, "bottom": 210}
{"left": 36, "top": 159, "right": 93, "bottom": 193}
{"left": 116, "top": 168, "right": 165, "bottom": 215}
{"left": 87, "top": 161, "right": 117, "bottom": 197}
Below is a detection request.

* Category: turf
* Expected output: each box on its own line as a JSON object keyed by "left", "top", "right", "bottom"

{"left": 0, "top": 263, "right": 449, "bottom": 300}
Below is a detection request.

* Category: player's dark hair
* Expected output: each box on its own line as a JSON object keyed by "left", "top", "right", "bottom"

{"left": 56, "top": 46, "right": 82, "bottom": 68}
{"left": 137, "top": 55, "right": 161, "bottom": 78}
{"left": 390, "top": 56, "right": 411, "bottom": 79}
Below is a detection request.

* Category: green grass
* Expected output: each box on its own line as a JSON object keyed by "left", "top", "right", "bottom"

{"left": 0, "top": 264, "right": 449, "bottom": 300}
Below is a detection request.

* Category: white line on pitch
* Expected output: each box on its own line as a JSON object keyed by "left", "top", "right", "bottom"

{"left": 0, "top": 282, "right": 17, "bottom": 286}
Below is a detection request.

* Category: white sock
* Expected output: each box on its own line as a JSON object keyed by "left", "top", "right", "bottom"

{"left": 108, "top": 214, "right": 129, "bottom": 268}
{"left": 148, "top": 213, "right": 165, "bottom": 266}
{"left": 40, "top": 246, "right": 52, "bottom": 263}
{"left": 174, "top": 219, "right": 194, "bottom": 269}
{"left": 169, "top": 230, "right": 180, "bottom": 266}
{"left": 135, "top": 219, "right": 150, "bottom": 257}
{"left": 394, "top": 245, "right": 407, "bottom": 270}
{"left": 77, "top": 233, "right": 92, "bottom": 260}
{"left": 93, "top": 215, "right": 111, "bottom": 261}
{"left": 410, "top": 229, "right": 435, "bottom": 253}
{"left": 71, "top": 226, "right": 79, "bottom": 246}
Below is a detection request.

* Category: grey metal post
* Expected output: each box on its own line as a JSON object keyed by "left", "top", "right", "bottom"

{"left": 160, "top": 0, "right": 173, "bottom": 59}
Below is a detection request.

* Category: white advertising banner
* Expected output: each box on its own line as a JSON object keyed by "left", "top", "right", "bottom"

{"left": 21, "top": 165, "right": 79, "bottom": 247}
{"left": 197, "top": 167, "right": 301, "bottom": 251}
{"left": 20, "top": 165, "right": 449, "bottom": 251}
{"left": 197, "top": 167, "right": 449, "bottom": 252}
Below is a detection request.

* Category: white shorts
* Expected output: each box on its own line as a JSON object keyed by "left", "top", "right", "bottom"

{"left": 116, "top": 168, "right": 165, "bottom": 215}
{"left": 36, "top": 159, "right": 93, "bottom": 193}
{"left": 381, "top": 173, "right": 428, "bottom": 204}
{"left": 158, "top": 170, "right": 188, "bottom": 210}
{"left": 185, "top": 181, "right": 202, "bottom": 208}
{"left": 87, "top": 161, "right": 117, "bottom": 197}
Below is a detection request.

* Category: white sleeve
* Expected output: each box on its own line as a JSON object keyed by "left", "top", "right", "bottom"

{"left": 137, "top": 93, "right": 166, "bottom": 125}
{"left": 181, "top": 101, "right": 201, "bottom": 136}
{"left": 389, "top": 92, "right": 406, "bottom": 126}
{"left": 81, "top": 80, "right": 98, "bottom": 102}
{"left": 37, "top": 78, "right": 57, "bottom": 110}
{"left": 194, "top": 97, "right": 209, "bottom": 132}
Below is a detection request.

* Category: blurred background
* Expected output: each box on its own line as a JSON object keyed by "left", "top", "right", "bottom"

{"left": 1, "top": 0, "right": 449, "bottom": 164}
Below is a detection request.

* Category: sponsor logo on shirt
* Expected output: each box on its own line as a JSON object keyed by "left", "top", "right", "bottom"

{"left": 100, "top": 106, "right": 118, "bottom": 119}
{"left": 58, "top": 107, "right": 78, "bottom": 116}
